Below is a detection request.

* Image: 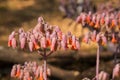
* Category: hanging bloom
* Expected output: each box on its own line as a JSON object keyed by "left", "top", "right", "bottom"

{"left": 91, "top": 30, "right": 96, "bottom": 42}
{"left": 8, "top": 31, "right": 15, "bottom": 47}
{"left": 16, "top": 64, "right": 21, "bottom": 78}
{"left": 110, "top": 19, "right": 116, "bottom": 28}
{"left": 46, "top": 31, "right": 51, "bottom": 46}
{"left": 28, "top": 40, "right": 34, "bottom": 52}
{"left": 11, "top": 65, "right": 17, "bottom": 77}
{"left": 111, "top": 34, "right": 117, "bottom": 43}
{"left": 75, "top": 38, "right": 80, "bottom": 50}
{"left": 61, "top": 34, "right": 68, "bottom": 50}
{"left": 20, "top": 37, "right": 26, "bottom": 49}
{"left": 19, "top": 70, "right": 24, "bottom": 79}
{"left": 101, "top": 36, "right": 107, "bottom": 46}
{"left": 76, "top": 15, "right": 82, "bottom": 23}
{"left": 50, "top": 37, "right": 57, "bottom": 51}
{"left": 96, "top": 34, "right": 100, "bottom": 43}
{"left": 82, "top": 33, "right": 89, "bottom": 43}
{"left": 89, "top": 15, "right": 96, "bottom": 27}
{"left": 40, "top": 37, "right": 47, "bottom": 49}
{"left": 11, "top": 38, "right": 17, "bottom": 49}
{"left": 86, "top": 12, "right": 91, "bottom": 24}
{"left": 71, "top": 35, "right": 77, "bottom": 50}
{"left": 67, "top": 31, "right": 72, "bottom": 45}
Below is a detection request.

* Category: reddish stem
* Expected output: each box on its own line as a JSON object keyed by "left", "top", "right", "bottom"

{"left": 38, "top": 49, "right": 53, "bottom": 80}
{"left": 43, "top": 49, "right": 47, "bottom": 80}
{"left": 96, "top": 44, "right": 100, "bottom": 80}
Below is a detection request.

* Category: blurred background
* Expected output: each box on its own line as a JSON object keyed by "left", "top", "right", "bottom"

{"left": 0, "top": 0, "right": 119, "bottom": 80}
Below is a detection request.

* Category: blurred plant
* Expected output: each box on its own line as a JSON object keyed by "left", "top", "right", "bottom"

{"left": 82, "top": 31, "right": 107, "bottom": 80}
{"left": 78, "top": 11, "right": 120, "bottom": 80}
{"left": 59, "top": 0, "right": 96, "bottom": 27}
{"left": 8, "top": 17, "right": 80, "bottom": 80}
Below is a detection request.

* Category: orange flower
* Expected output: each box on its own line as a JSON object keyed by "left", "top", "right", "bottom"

{"left": 89, "top": 21, "right": 94, "bottom": 27}
{"left": 15, "top": 70, "right": 20, "bottom": 78}
{"left": 68, "top": 38, "right": 72, "bottom": 45}
{"left": 111, "top": 37, "right": 117, "bottom": 43}
{"left": 46, "top": 39, "right": 51, "bottom": 47}
{"left": 94, "top": 22, "right": 99, "bottom": 29}
{"left": 86, "top": 16, "right": 91, "bottom": 24}
{"left": 101, "top": 41, "right": 106, "bottom": 46}
{"left": 34, "top": 42, "right": 40, "bottom": 50}
{"left": 8, "top": 40, "right": 12, "bottom": 47}
{"left": 100, "top": 18, "right": 105, "bottom": 25}
{"left": 71, "top": 44, "right": 77, "bottom": 50}
{"left": 110, "top": 20, "right": 115, "bottom": 28}
{"left": 111, "top": 34, "right": 117, "bottom": 43}
{"left": 91, "top": 36, "right": 96, "bottom": 42}
{"left": 28, "top": 77, "right": 32, "bottom": 80}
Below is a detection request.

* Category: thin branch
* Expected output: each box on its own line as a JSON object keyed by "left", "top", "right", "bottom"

{"left": 46, "top": 51, "right": 53, "bottom": 57}
{"left": 37, "top": 50, "right": 44, "bottom": 57}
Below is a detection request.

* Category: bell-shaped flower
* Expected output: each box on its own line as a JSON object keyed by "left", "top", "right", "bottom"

{"left": 110, "top": 19, "right": 117, "bottom": 28}
{"left": 89, "top": 15, "right": 96, "bottom": 27}
{"left": 76, "top": 15, "right": 82, "bottom": 23}
{"left": 96, "top": 34, "right": 100, "bottom": 43}
{"left": 57, "top": 30, "right": 62, "bottom": 40}
{"left": 82, "top": 33, "right": 89, "bottom": 43}
{"left": 71, "top": 35, "right": 77, "bottom": 50}
{"left": 111, "top": 33, "right": 117, "bottom": 43}
{"left": 101, "top": 36, "right": 107, "bottom": 46}
{"left": 50, "top": 37, "right": 57, "bottom": 51}
{"left": 94, "top": 20, "right": 100, "bottom": 29}
{"left": 40, "top": 37, "right": 47, "bottom": 49}
{"left": 11, "top": 65, "right": 17, "bottom": 77}
{"left": 105, "top": 15, "right": 110, "bottom": 26}
{"left": 67, "top": 31, "right": 72, "bottom": 45}
{"left": 11, "top": 38, "right": 17, "bottom": 49}
{"left": 91, "top": 30, "right": 96, "bottom": 42}
{"left": 61, "top": 34, "right": 68, "bottom": 50}
{"left": 86, "top": 12, "right": 91, "bottom": 24}
{"left": 75, "top": 38, "right": 80, "bottom": 50}
{"left": 8, "top": 31, "right": 15, "bottom": 47}
{"left": 28, "top": 40, "right": 34, "bottom": 52}
{"left": 19, "top": 70, "right": 24, "bottom": 79}
{"left": 16, "top": 64, "right": 21, "bottom": 77}
{"left": 46, "top": 31, "right": 51, "bottom": 46}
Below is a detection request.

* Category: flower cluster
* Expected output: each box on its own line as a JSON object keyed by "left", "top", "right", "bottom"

{"left": 82, "top": 30, "right": 120, "bottom": 46}
{"left": 82, "top": 31, "right": 107, "bottom": 45}
{"left": 11, "top": 61, "right": 51, "bottom": 80}
{"left": 8, "top": 17, "right": 80, "bottom": 52}
{"left": 76, "top": 11, "right": 120, "bottom": 30}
